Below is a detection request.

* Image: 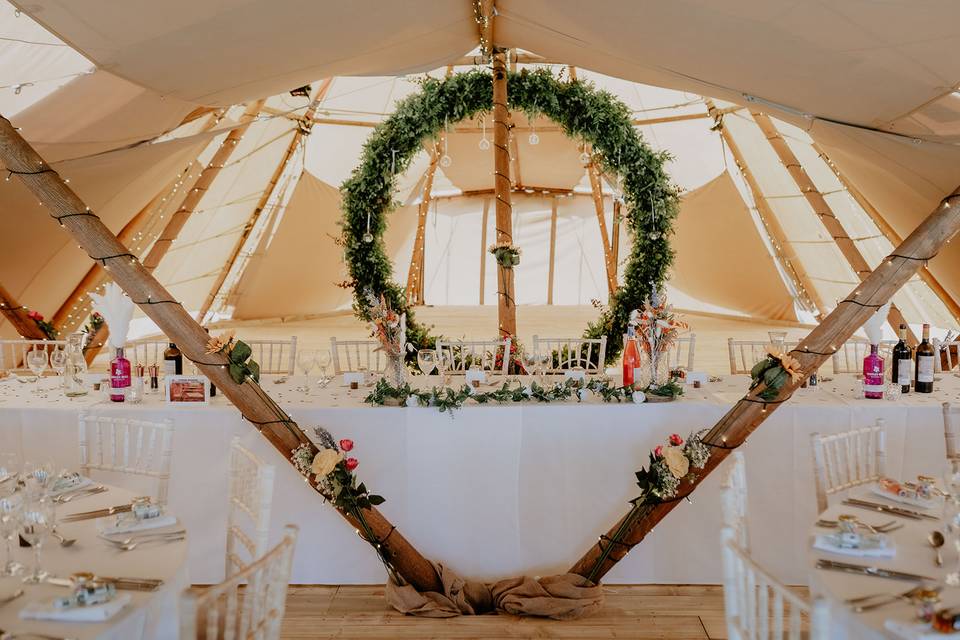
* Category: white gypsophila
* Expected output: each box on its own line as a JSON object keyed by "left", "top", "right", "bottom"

{"left": 291, "top": 444, "right": 314, "bottom": 477}
{"left": 684, "top": 430, "right": 711, "bottom": 469}
{"left": 651, "top": 461, "right": 680, "bottom": 499}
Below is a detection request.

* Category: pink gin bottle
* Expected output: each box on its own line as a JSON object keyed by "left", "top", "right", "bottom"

{"left": 110, "top": 347, "right": 131, "bottom": 402}
{"left": 862, "top": 344, "right": 884, "bottom": 399}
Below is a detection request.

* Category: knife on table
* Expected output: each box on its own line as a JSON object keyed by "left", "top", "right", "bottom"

{"left": 816, "top": 559, "right": 936, "bottom": 582}
{"left": 61, "top": 503, "right": 132, "bottom": 522}
{"left": 842, "top": 498, "right": 937, "bottom": 520}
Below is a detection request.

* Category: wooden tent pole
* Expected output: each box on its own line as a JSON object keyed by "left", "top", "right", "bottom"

{"left": 587, "top": 162, "right": 618, "bottom": 295}
{"left": 547, "top": 196, "right": 558, "bottom": 305}
{"left": 479, "top": 197, "right": 490, "bottom": 304}
{"left": 197, "top": 80, "right": 334, "bottom": 323}
{"left": 0, "top": 113, "right": 442, "bottom": 594}
{"left": 569, "top": 184, "right": 960, "bottom": 582}
{"left": 493, "top": 50, "right": 517, "bottom": 338}
{"left": 405, "top": 144, "right": 440, "bottom": 306}
{"left": 706, "top": 99, "right": 827, "bottom": 319}
{"left": 752, "top": 111, "right": 918, "bottom": 343}
{"left": 811, "top": 141, "right": 960, "bottom": 327}
{"left": 0, "top": 283, "right": 46, "bottom": 339}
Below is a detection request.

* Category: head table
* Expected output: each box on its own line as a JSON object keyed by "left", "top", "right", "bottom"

{"left": 0, "top": 372, "right": 958, "bottom": 588}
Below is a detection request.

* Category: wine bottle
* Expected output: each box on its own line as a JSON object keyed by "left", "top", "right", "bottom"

{"left": 622, "top": 326, "right": 640, "bottom": 387}
{"left": 203, "top": 328, "right": 217, "bottom": 397}
{"left": 891, "top": 323, "right": 912, "bottom": 393}
{"left": 862, "top": 344, "right": 884, "bottom": 399}
{"left": 915, "top": 323, "right": 935, "bottom": 394}
{"left": 163, "top": 342, "right": 183, "bottom": 376}
{"left": 110, "top": 347, "right": 131, "bottom": 402}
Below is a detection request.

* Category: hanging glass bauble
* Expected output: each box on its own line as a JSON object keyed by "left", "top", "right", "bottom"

{"left": 478, "top": 138, "right": 490, "bottom": 151}
{"left": 362, "top": 232, "right": 374, "bottom": 243}
{"left": 440, "top": 155, "right": 452, "bottom": 168}
{"left": 528, "top": 132, "right": 540, "bottom": 145}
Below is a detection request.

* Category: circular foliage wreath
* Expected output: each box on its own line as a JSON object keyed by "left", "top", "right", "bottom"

{"left": 340, "top": 68, "right": 679, "bottom": 363}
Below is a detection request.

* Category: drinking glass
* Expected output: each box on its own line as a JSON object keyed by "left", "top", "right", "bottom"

{"left": 523, "top": 353, "right": 539, "bottom": 380}
{"left": 26, "top": 348, "right": 48, "bottom": 393}
{"left": 19, "top": 495, "right": 54, "bottom": 583}
{"left": 22, "top": 459, "right": 54, "bottom": 499}
{"left": 416, "top": 349, "right": 437, "bottom": 377}
{"left": 768, "top": 331, "right": 788, "bottom": 350}
{"left": 0, "top": 492, "right": 23, "bottom": 576}
{"left": 0, "top": 452, "right": 19, "bottom": 487}
{"left": 436, "top": 350, "right": 453, "bottom": 386}
{"left": 49, "top": 347, "right": 67, "bottom": 377}
{"left": 315, "top": 350, "right": 332, "bottom": 388}
{"left": 944, "top": 495, "right": 960, "bottom": 586}
{"left": 296, "top": 349, "right": 316, "bottom": 394}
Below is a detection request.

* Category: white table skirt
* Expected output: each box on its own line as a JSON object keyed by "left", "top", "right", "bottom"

{"left": 1, "top": 373, "right": 959, "bottom": 586}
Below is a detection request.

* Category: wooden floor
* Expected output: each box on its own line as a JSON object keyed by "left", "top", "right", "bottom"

{"left": 280, "top": 584, "right": 807, "bottom": 639}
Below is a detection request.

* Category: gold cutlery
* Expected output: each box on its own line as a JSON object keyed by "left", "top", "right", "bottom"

{"left": 842, "top": 498, "right": 937, "bottom": 520}
{"left": 53, "top": 485, "right": 107, "bottom": 504}
{"left": 61, "top": 503, "right": 132, "bottom": 522}
{"left": 816, "top": 558, "right": 935, "bottom": 582}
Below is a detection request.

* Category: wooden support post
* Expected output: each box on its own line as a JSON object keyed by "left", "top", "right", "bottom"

{"left": 0, "top": 283, "right": 46, "bottom": 339}
{"left": 547, "top": 196, "right": 558, "bottom": 305}
{"left": 752, "top": 111, "right": 917, "bottom": 343}
{"left": 587, "top": 163, "right": 618, "bottom": 295}
{"left": 493, "top": 50, "right": 517, "bottom": 338}
{"left": 611, "top": 199, "right": 622, "bottom": 272}
{"left": 0, "top": 114, "right": 442, "bottom": 594}
{"left": 198, "top": 80, "right": 334, "bottom": 323}
{"left": 812, "top": 141, "right": 960, "bottom": 327}
{"left": 706, "top": 99, "right": 827, "bottom": 319}
{"left": 569, "top": 184, "right": 960, "bottom": 582}
{"left": 405, "top": 144, "right": 441, "bottom": 306}
{"left": 479, "top": 198, "right": 490, "bottom": 305}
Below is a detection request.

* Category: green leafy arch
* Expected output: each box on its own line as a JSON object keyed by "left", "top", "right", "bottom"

{"left": 340, "top": 68, "right": 679, "bottom": 363}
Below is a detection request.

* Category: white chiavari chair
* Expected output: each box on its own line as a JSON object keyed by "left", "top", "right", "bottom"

{"left": 245, "top": 338, "right": 297, "bottom": 376}
{"left": 226, "top": 437, "right": 275, "bottom": 578}
{"left": 532, "top": 335, "right": 606, "bottom": 374}
{"left": 666, "top": 333, "right": 696, "bottom": 372}
{"left": 180, "top": 525, "right": 298, "bottom": 640}
{"left": 125, "top": 339, "right": 169, "bottom": 368}
{"left": 0, "top": 339, "right": 66, "bottom": 372}
{"left": 934, "top": 339, "right": 960, "bottom": 373}
{"left": 727, "top": 339, "right": 798, "bottom": 375}
{"left": 329, "top": 338, "right": 386, "bottom": 375}
{"left": 720, "top": 451, "right": 749, "bottom": 550}
{"left": 831, "top": 339, "right": 898, "bottom": 374}
{"left": 78, "top": 411, "right": 175, "bottom": 505}
{"left": 721, "top": 526, "right": 829, "bottom": 640}
{"left": 435, "top": 338, "right": 511, "bottom": 376}
{"left": 810, "top": 419, "right": 886, "bottom": 514}
{"left": 945, "top": 403, "right": 960, "bottom": 462}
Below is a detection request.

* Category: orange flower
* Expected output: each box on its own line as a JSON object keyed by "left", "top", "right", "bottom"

{"left": 205, "top": 330, "right": 235, "bottom": 354}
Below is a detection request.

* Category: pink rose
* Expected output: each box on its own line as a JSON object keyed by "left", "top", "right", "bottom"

{"left": 669, "top": 434, "right": 684, "bottom": 446}
{"left": 344, "top": 458, "right": 359, "bottom": 471}
{"left": 27, "top": 310, "right": 42, "bottom": 321}
{"left": 339, "top": 439, "right": 354, "bottom": 452}
{"left": 653, "top": 445, "right": 663, "bottom": 459}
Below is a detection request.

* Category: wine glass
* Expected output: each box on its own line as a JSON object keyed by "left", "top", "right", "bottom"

{"left": 296, "top": 349, "right": 316, "bottom": 395}
{"left": 436, "top": 350, "right": 453, "bottom": 386}
{"left": 19, "top": 495, "right": 54, "bottom": 583}
{"left": 26, "top": 348, "right": 48, "bottom": 393}
{"left": 315, "top": 350, "right": 332, "bottom": 388}
{"left": 768, "top": 331, "right": 788, "bottom": 351}
{"left": 22, "top": 460, "right": 54, "bottom": 499}
{"left": 417, "top": 350, "right": 437, "bottom": 377}
{"left": 0, "top": 492, "right": 23, "bottom": 576}
{"left": 49, "top": 347, "right": 67, "bottom": 378}
{"left": 0, "top": 452, "right": 19, "bottom": 487}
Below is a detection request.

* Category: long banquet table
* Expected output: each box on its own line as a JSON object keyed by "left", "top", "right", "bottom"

{"left": 1, "top": 373, "right": 958, "bottom": 586}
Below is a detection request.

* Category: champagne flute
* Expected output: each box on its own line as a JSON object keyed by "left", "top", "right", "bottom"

{"left": 0, "top": 492, "right": 23, "bottom": 576}
{"left": 417, "top": 349, "right": 436, "bottom": 377}
{"left": 20, "top": 495, "right": 54, "bottom": 583}
{"left": 49, "top": 347, "right": 67, "bottom": 377}
{"left": 296, "top": 349, "right": 316, "bottom": 395}
{"left": 26, "top": 348, "right": 48, "bottom": 393}
{"left": 436, "top": 350, "right": 452, "bottom": 386}
{"left": 315, "top": 350, "right": 332, "bottom": 388}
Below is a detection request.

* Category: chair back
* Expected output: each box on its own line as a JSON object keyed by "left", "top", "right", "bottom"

{"left": 125, "top": 339, "right": 169, "bottom": 367}
{"left": 727, "top": 339, "right": 798, "bottom": 375}
{"left": 810, "top": 419, "right": 886, "bottom": 513}
{"left": 532, "top": 335, "right": 606, "bottom": 374}
{"left": 721, "top": 527, "right": 814, "bottom": 640}
{"left": 666, "top": 334, "right": 696, "bottom": 371}
{"left": 245, "top": 338, "right": 297, "bottom": 376}
{"left": 0, "top": 339, "right": 67, "bottom": 371}
{"left": 831, "top": 339, "right": 898, "bottom": 374}
{"left": 226, "top": 437, "right": 275, "bottom": 578}
{"left": 180, "top": 525, "right": 298, "bottom": 640}
{"left": 935, "top": 339, "right": 960, "bottom": 372}
{"left": 435, "top": 338, "right": 512, "bottom": 375}
{"left": 78, "top": 411, "right": 174, "bottom": 505}
{"left": 945, "top": 403, "right": 960, "bottom": 461}
{"left": 720, "top": 451, "right": 749, "bottom": 551}
{"left": 329, "top": 338, "right": 385, "bottom": 375}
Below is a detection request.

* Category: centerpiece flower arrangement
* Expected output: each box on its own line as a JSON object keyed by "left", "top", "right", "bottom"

{"left": 488, "top": 241, "right": 522, "bottom": 268}
{"left": 27, "top": 309, "right": 57, "bottom": 340}
{"left": 205, "top": 330, "right": 261, "bottom": 384}
{"left": 494, "top": 338, "right": 526, "bottom": 375}
{"left": 364, "top": 289, "right": 409, "bottom": 385}
{"left": 82, "top": 312, "right": 104, "bottom": 349}
{"left": 631, "top": 287, "right": 687, "bottom": 395}
{"left": 749, "top": 345, "right": 803, "bottom": 401}
{"left": 634, "top": 431, "right": 711, "bottom": 501}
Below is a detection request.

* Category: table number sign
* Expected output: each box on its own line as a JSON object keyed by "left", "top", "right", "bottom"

{"left": 164, "top": 375, "right": 210, "bottom": 404}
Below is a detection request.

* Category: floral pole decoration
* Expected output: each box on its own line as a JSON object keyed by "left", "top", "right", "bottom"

{"left": 749, "top": 345, "right": 803, "bottom": 402}
{"left": 27, "top": 309, "right": 57, "bottom": 340}
{"left": 631, "top": 286, "right": 687, "bottom": 395}
{"left": 291, "top": 429, "right": 392, "bottom": 577}
{"left": 585, "top": 430, "right": 711, "bottom": 583}
{"left": 488, "top": 241, "right": 521, "bottom": 268}
{"left": 205, "top": 330, "right": 261, "bottom": 384}
{"left": 82, "top": 312, "right": 104, "bottom": 349}
{"left": 364, "top": 289, "right": 411, "bottom": 385}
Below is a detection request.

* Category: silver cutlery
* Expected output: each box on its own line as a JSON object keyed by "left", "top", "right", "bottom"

{"left": 46, "top": 575, "right": 163, "bottom": 592}
{"left": 0, "top": 589, "right": 23, "bottom": 606}
{"left": 815, "top": 517, "right": 900, "bottom": 533}
{"left": 848, "top": 585, "right": 941, "bottom": 613}
{"left": 50, "top": 529, "right": 76, "bottom": 548}
{"left": 53, "top": 485, "right": 106, "bottom": 504}
{"left": 842, "top": 498, "right": 937, "bottom": 520}
{"left": 100, "top": 530, "right": 186, "bottom": 547}
{"left": 116, "top": 535, "right": 185, "bottom": 551}
{"left": 816, "top": 558, "right": 935, "bottom": 582}
{"left": 929, "top": 531, "right": 945, "bottom": 566}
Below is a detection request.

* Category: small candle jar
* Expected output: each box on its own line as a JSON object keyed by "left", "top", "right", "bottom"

{"left": 350, "top": 381, "right": 359, "bottom": 390}
{"left": 915, "top": 588, "right": 941, "bottom": 623}
{"left": 693, "top": 380, "right": 701, "bottom": 389}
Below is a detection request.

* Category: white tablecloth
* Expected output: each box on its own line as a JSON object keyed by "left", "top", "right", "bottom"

{"left": 1, "top": 373, "right": 959, "bottom": 586}
{"left": 0, "top": 484, "right": 188, "bottom": 640}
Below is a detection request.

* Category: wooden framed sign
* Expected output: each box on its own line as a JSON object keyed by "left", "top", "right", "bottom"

{"left": 165, "top": 375, "right": 210, "bottom": 404}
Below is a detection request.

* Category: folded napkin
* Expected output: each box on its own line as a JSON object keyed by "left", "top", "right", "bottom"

{"left": 885, "top": 620, "right": 960, "bottom": 639}
{"left": 48, "top": 476, "right": 93, "bottom": 498}
{"left": 19, "top": 593, "right": 131, "bottom": 622}
{"left": 99, "top": 514, "right": 178, "bottom": 536}
{"left": 812, "top": 533, "right": 895, "bottom": 558}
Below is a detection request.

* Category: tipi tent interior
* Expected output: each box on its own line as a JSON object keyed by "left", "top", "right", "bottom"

{"left": 0, "top": 1, "right": 959, "bottom": 637}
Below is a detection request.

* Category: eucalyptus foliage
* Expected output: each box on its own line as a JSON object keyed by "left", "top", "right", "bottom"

{"left": 340, "top": 68, "right": 679, "bottom": 363}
